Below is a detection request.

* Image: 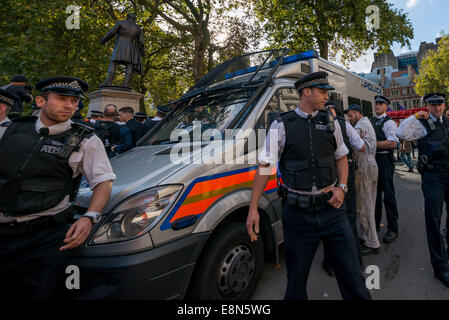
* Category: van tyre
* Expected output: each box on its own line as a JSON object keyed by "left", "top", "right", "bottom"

{"left": 189, "top": 223, "right": 264, "bottom": 300}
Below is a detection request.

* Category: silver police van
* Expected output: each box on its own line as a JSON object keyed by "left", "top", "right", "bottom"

{"left": 71, "top": 49, "right": 382, "bottom": 300}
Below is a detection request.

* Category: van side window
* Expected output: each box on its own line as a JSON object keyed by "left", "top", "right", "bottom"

{"left": 256, "top": 88, "right": 299, "bottom": 130}
{"left": 348, "top": 96, "right": 361, "bottom": 107}
{"left": 361, "top": 100, "right": 373, "bottom": 118}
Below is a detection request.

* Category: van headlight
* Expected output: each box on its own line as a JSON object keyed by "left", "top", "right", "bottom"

{"left": 91, "top": 185, "right": 182, "bottom": 245}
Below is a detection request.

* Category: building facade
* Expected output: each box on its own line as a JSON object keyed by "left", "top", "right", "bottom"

{"left": 358, "top": 38, "right": 441, "bottom": 111}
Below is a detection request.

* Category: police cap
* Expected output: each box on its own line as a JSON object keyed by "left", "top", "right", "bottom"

{"left": 156, "top": 104, "right": 171, "bottom": 114}
{"left": 36, "top": 76, "right": 89, "bottom": 98}
{"left": 324, "top": 101, "right": 336, "bottom": 111}
{"left": 11, "top": 74, "right": 29, "bottom": 83}
{"left": 0, "top": 88, "right": 15, "bottom": 108}
{"left": 294, "top": 71, "right": 335, "bottom": 92}
{"left": 134, "top": 112, "right": 148, "bottom": 119}
{"left": 90, "top": 110, "right": 103, "bottom": 116}
{"left": 344, "top": 104, "right": 363, "bottom": 114}
{"left": 423, "top": 93, "right": 446, "bottom": 105}
{"left": 374, "top": 95, "right": 390, "bottom": 105}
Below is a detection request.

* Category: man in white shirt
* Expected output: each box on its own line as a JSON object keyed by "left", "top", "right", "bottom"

{"left": 370, "top": 95, "right": 400, "bottom": 243}
{"left": 0, "top": 76, "right": 116, "bottom": 299}
{"left": 397, "top": 92, "right": 449, "bottom": 288}
{"left": 345, "top": 104, "right": 380, "bottom": 255}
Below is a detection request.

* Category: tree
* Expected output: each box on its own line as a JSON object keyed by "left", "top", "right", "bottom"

{"left": 251, "top": 0, "right": 414, "bottom": 65}
{"left": 414, "top": 35, "right": 449, "bottom": 97}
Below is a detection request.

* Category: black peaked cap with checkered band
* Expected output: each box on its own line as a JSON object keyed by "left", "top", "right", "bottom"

{"left": 294, "top": 71, "right": 335, "bottom": 92}
{"left": 35, "top": 76, "right": 89, "bottom": 98}
{"left": 0, "top": 88, "right": 16, "bottom": 108}
{"left": 423, "top": 92, "right": 446, "bottom": 105}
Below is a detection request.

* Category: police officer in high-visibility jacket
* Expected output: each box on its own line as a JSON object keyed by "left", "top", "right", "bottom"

{"left": 246, "top": 72, "right": 371, "bottom": 300}
{"left": 397, "top": 93, "right": 449, "bottom": 288}
{"left": 0, "top": 76, "right": 116, "bottom": 299}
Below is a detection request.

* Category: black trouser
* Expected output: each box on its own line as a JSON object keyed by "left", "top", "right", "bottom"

{"left": 323, "top": 162, "right": 363, "bottom": 266}
{"left": 421, "top": 170, "right": 449, "bottom": 275}
{"left": 0, "top": 219, "right": 70, "bottom": 300}
{"left": 375, "top": 153, "right": 399, "bottom": 233}
{"left": 282, "top": 201, "right": 371, "bottom": 300}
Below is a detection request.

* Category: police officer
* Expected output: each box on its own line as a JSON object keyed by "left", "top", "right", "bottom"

{"left": 0, "top": 76, "right": 116, "bottom": 299}
{"left": 397, "top": 93, "right": 449, "bottom": 288}
{"left": 0, "top": 89, "right": 14, "bottom": 140}
{"left": 134, "top": 111, "right": 148, "bottom": 124}
{"left": 370, "top": 95, "right": 400, "bottom": 243}
{"left": 144, "top": 104, "right": 170, "bottom": 132}
{"left": 322, "top": 102, "right": 366, "bottom": 276}
{"left": 1, "top": 74, "right": 33, "bottom": 115}
{"left": 246, "top": 72, "right": 371, "bottom": 300}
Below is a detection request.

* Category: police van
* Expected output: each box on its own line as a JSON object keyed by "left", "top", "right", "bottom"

{"left": 72, "top": 49, "right": 382, "bottom": 300}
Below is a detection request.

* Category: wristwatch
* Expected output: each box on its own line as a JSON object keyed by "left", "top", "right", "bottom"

{"left": 338, "top": 183, "right": 348, "bottom": 194}
{"left": 83, "top": 211, "right": 102, "bottom": 224}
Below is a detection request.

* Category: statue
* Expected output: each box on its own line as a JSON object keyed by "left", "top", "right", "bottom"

{"left": 100, "top": 13, "right": 144, "bottom": 89}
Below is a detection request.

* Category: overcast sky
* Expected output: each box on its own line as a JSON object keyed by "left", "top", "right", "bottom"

{"left": 331, "top": 0, "right": 449, "bottom": 73}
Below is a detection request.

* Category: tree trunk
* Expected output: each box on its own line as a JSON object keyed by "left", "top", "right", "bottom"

{"left": 194, "top": 32, "right": 206, "bottom": 83}
{"left": 317, "top": 39, "right": 328, "bottom": 60}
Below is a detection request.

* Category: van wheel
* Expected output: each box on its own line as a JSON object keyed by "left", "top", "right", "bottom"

{"left": 189, "top": 223, "right": 264, "bottom": 300}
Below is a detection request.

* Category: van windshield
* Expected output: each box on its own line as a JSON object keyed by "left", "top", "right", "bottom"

{"left": 141, "top": 85, "right": 260, "bottom": 146}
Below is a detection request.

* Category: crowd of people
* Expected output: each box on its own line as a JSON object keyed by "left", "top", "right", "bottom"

{"left": 0, "top": 74, "right": 171, "bottom": 158}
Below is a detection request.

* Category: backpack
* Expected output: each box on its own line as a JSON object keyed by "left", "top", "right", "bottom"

{"left": 93, "top": 121, "right": 119, "bottom": 146}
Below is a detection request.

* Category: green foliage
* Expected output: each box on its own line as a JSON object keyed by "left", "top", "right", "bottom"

{"left": 414, "top": 35, "right": 449, "bottom": 97}
{"left": 251, "top": 0, "right": 414, "bottom": 65}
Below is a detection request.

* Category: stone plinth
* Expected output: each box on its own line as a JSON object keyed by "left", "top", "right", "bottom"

{"left": 86, "top": 88, "right": 144, "bottom": 117}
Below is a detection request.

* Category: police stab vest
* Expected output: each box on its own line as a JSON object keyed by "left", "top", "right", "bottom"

{"left": 370, "top": 116, "right": 394, "bottom": 154}
{"left": 417, "top": 117, "right": 449, "bottom": 167}
{"left": 0, "top": 116, "right": 93, "bottom": 216}
{"left": 279, "top": 110, "right": 337, "bottom": 191}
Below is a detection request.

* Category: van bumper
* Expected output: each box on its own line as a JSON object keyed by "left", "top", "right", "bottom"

{"left": 68, "top": 232, "right": 211, "bottom": 300}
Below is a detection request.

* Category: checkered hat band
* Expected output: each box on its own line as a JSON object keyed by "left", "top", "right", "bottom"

{"left": 426, "top": 95, "right": 445, "bottom": 103}
{"left": 42, "top": 80, "right": 82, "bottom": 91}
{"left": 297, "top": 78, "right": 328, "bottom": 91}
{"left": 376, "top": 98, "right": 389, "bottom": 104}
{"left": 0, "top": 94, "right": 14, "bottom": 106}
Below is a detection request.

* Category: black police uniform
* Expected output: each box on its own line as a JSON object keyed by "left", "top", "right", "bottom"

{"left": 370, "top": 96, "right": 399, "bottom": 239}
{"left": 144, "top": 104, "right": 170, "bottom": 132}
{"left": 277, "top": 72, "right": 370, "bottom": 300}
{"left": 0, "top": 76, "right": 92, "bottom": 299}
{"left": 126, "top": 117, "right": 147, "bottom": 146}
{"left": 416, "top": 93, "right": 449, "bottom": 283}
{"left": 322, "top": 104, "right": 363, "bottom": 275}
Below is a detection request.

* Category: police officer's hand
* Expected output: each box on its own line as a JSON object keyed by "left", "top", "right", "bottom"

{"left": 415, "top": 111, "right": 429, "bottom": 119}
{"left": 60, "top": 217, "right": 93, "bottom": 251}
{"left": 246, "top": 208, "right": 260, "bottom": 242}
{"left": 327, "top": 187, "right": 345, "bottom": 209}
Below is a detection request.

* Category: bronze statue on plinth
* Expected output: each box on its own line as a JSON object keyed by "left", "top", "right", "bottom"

{"left": 100, "top": 13, "right": 144, "bottom": 90}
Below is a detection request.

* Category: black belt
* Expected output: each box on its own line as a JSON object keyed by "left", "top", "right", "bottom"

{"left": 0, "top": 207, "right": 73, "bottom": 237}
{"left": 286, "top": 191, "right": 333, "bottom": 210}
